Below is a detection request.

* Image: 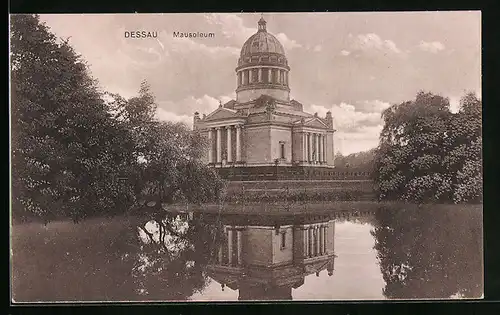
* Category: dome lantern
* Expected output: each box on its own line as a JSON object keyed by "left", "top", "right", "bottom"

{"left": 258, "top": 16, "right": 267, "bottom": 32}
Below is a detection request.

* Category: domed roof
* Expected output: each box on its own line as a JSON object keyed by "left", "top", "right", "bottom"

{"left": 240, "top": 17, "right": 286, "bottom": 57}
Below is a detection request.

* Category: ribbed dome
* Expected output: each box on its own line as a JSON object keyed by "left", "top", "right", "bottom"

{"left": 240, "top": 17, "right": 286, "bottom": 57}
{"left": 235, "top": 17, "right": 291, "bottom": 104}
{"left": 240, "top": 32, "right": 286, "bottom": 57}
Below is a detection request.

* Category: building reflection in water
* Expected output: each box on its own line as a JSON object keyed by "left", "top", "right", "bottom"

{"left": 204, "top": 213, "right": 338, "bottom": 300}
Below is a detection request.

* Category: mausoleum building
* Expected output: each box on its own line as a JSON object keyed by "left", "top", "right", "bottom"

{"left": 206, "top": 214, "right": 336, "bottom": 300}
{"left": 193, "top": 17, "right": 336, "bottom": 170}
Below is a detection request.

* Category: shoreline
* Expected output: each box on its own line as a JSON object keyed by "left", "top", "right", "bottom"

{"left": 11, "top": 201, "right": 483, "bottom": 226}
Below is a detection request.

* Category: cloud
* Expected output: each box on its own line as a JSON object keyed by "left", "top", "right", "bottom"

{"left": 204, "top": 13, "right": 255, "bottom": 45}
{"left": 156, "top": 107, "right": 192, "bottom": 125}
{"left": 340, "top": 50, "right": 351, "bottom": 56}
{"left": 204, "top": 13, "right": 303, "bottom": 52}
{"left": 157, "top": 93, "right": 235, "bottom": 117}
{"left": 334, "top": 126, "right": 382, "bottom": 155}
{"left": 275, "top": 32, "right": 302, "bottom": 50}
{"left": 308, "top": 102, "right": 383, "bottom": 133}
{"left": 418, "top": 40, "right": 446, "bottom": 53}
{"left": 355, "top": 100, "right": 391, "bottom": 113}
{"left": 313, "top": 45, "right": 322, "bottom": 52}
{"left": 305, "top": 99, "right": 392, "bottom": 154}
{"left": 383, "top": 40, "right": 401, "bottom": 54}
{"left": 349, "top": 33, "right": 402, "bottom": 54}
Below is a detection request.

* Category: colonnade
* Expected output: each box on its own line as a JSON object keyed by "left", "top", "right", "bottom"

{"left": 302, "top": 224, "right": 328, "bottom": 258}
{"left": 207, "top": 125, "right": 243, "bottom": 164}
{"left": 216, "top": 226, "right": 244, "bottom": 267}
{"left": 237, "top": 67, "right": 289, "bottom": 87}
{"left": 302, "top": 132, "right": 327, "bottom": 164}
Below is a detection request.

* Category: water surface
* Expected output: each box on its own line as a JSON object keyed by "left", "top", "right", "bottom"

{"left": 11, "top": 204, "right": 483, "bottom": 302}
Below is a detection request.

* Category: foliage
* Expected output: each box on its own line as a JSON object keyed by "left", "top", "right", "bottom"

{"left": 11, "top": 14, "right": 124, "bottom": 222}
{"left": 11, "top": 15, "right": 223, "bottom": 223}
{"left": 119, "top": 213, "right": 220, "bottom": 300}
{"left": 334, "top": 148, "right": 376, "bottom": 169}
{"left": 371, "top": 206, "right": 483, "bottom": 299}
{"left": 373, "top": 91, "right": 482, "bottom": 203}
{"left": 11, "top": 213, "right": 221, "bottom": 301}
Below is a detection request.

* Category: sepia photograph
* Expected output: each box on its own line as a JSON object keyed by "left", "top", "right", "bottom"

{"left": 10, "top": 12, "right": 482, "bottom": 302}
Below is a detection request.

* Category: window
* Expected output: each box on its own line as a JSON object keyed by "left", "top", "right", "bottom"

{"left": 244, "top": 71, "right": 249, "bottom": 85}
{"left": 273, "top": 69, "right": 279, "bottom": 83}
{"left": 280, "top": 142, "right": 285, "bottom": 159}
{"left": 251, "top": 69, "right": 258, "bottom": 83}
{"left": 280, "top": 232, "right": 286, "bottom": 249}
{"left": 262, "top": 68, "right": 269, "bottom": 83}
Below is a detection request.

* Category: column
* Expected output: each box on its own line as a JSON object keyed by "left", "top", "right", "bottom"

{"left": 258, "top": 68, "right": 262, "bottom": 83}
{"left": 236, "top": 229, "right": 242, "bottom": 265}
{"left": 226, "top": 126, "right": 232, "bottom": 163}
{"left": 218, "top": 244, "right": 223, "bottom": 264}
{"left": 312, "top": 227, "right": 318, "bottom": 257}
{"left": 302, "top": 227, "right": 308, "bottom": 258}
{"left": 302, "top": 133, "right": 307, "bottom": 162}
{"left": 268, "top": 68, "right": 272, "bottom": 83}
{"left": 285, "top": 72, "right": 289, "bottom": 85}
{"left": 318, "top": 134, "right": 323, "bottom": 164}
{"left": 315, "top": 133, "right": 320, "bottom": 163}
{"left": 237, "top": 71, "right": 241, "bottom": 87}
{"left": 323, "top": 226, "right": 327, "bottom": 254}
{"left": 311, "top": 132, "right": 316, "bottom": 163}
{"left": 319, "top": 226, "right": 323, "bottom": 254}
{"left": 308, "top": 227, "right": 313, "bottom": 257}
{"left": 216, "top": 127, "right": 222, "bottom": 163}
{"left": 315, "top": 226, "right": 320, "bottom": 256}
{"left": 323, "top": 135, "right": 327, "bottom": 163}
{"left": 307, "top": 132, "right": 312, "bottom": 163}
{"left": 227, "top": 228, "right": 233, "bottom": 266}
{"left": 208, "top": 129, "right": 213, "bottom": 164}
{"left": 236, "top": 125, "right": 242, "bottom": 162}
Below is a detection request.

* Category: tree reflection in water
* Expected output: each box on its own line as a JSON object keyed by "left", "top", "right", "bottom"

{"left": 371, "top": 206, "right": 482, "bottom": 299}
{"left": 111, "top": 212, "right": 221, "bottom": 301}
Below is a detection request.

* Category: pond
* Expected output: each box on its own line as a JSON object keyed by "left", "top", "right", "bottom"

{"left": 11, "top": 203, "right": 483, "bottom": 302}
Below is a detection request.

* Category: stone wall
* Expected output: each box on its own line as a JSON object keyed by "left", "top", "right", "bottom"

{"left": 216, "top": 166, "right": 373, "bottom": 181}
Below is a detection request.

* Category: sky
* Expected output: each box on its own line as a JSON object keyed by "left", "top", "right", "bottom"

{"left": 39, "top": 12, "right": 481, "bottom": 154}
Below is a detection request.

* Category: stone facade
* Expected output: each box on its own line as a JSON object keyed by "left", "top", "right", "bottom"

{"left": 206, "top": 214, "right": 336, "bottom": 300}
{"left": 193, "top": 17, "right": 336, "bottom": 169}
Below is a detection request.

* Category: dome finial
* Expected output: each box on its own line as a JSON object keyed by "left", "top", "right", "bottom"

{"left": 258, "top": 14, "right": 267, "bottom": 32}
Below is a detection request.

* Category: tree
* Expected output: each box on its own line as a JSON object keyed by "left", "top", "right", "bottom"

{"left": 444, "top": 93, "right": 482, "bottom": 203}
{"left": 11, "top": 15, "right": 224, "bottom": 223}
{"left": 106, "top": 81, "right": 224, "bottom": 216}
{"left": 374, "top": 91, "right": 452, "bottom": 202}
{"left": 11, "top": 14, "right": 126, "bottom": 222}
{"left": 334, "top": 149, "right": 376, "bottom": 169}
{"left": 373, "top": 91, "right": 482, "bottom": 203}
